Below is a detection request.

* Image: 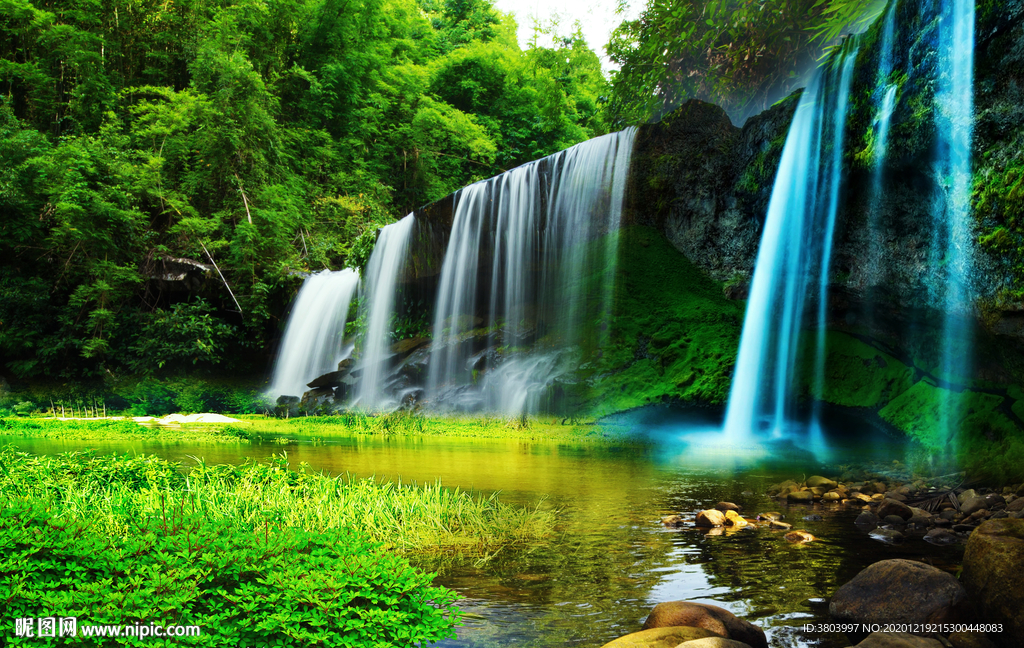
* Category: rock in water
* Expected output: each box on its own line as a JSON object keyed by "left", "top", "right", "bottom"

{"left": 785, "top": 530, "right": 816, "bottom": 543}
{"left": 850, "top": 633, "right": 945, "bottom": 648}
{"left": 696, "top": 510, "right": 727, "bottom": 527}
{"left": 788, "top": 490, "right": 815, "bottom": 503}
{"left": 960, "top": 518, "right": 1024, "bottom": 646}
{"left": 724, "top": 510, "right": 748, "bottom": 527}
{"left": 716, "top": 502, "right": 742, "bottom": 512}
{"left": 877, "top": 499, "right": 913, "bottom": 520}
{"left": 641, "top": 601, "right": 767, "bottom": 648}
{"left": 807, "top": 476, "right": 838, "bottom": 489}
{"left": 829, "top": 559, "right": 965, "bottom": 625}
{"left": 598, "top": 627, "right": 718, "bottom": 648}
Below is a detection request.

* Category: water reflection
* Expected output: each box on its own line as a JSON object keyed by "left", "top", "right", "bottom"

{"left": 1, "top": 410, "right": 961, "bottom": 648}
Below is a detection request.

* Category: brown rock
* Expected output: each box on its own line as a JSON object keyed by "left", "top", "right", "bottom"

{"left": 948, "top": 632, "right": 997, "bottom": 648}
{"left": 877, "top": 499, "right": 913, "bottom": 520}
{"left": 661, "top": 515, "right": 685, "bottom": 527}
{"left": 599, "top": 627, "right": 718, "bottom": 648}
{"left": 850, "top": 632, "right": 944, "bottom": 648}
{"left": 961, "top": 518, "right": 1024, "bottom": 646}
{"left": 784, "top": 530, "right": 815, "bottom": 543}
{"left": 674, "top": 638, "right": 753, "bottom": 648}
{"left": 960, "top": 496, "right": 989, "bottom": 516}
{"left": 769, "top": 520, "right": 793, "bottom": 530}
{"left": 829, "top": 559, "right": 966, "bottom": 625}
{"left": 807, "top": 475, "right": 838, "bottom": 489}
{"left": 724, "top": 510, "right": 748, "bottom": 527}
{"left": 823, "top": 492, "right": 841, "bottom": 502}
{"left": 696, "top": 510, "right": 727, "bottom": 527}
{"left": 1006, "top": 497, "right": 1024, "bottom": 512}
{"left": 716, "top": 502, "right": 742, "bottom": 512}
{"left": 641, "top": 601, "right": 767, "bottom": 648}
{"left": 788, "top": 490, "right": 815, "bottom": 503}
{"left": 757, "top": 512, "right": 782, "bottom": 521}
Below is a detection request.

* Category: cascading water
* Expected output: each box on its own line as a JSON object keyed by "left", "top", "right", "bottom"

{"left": 355, "top": 214, "right": 416, "bottom": 410}
{"left": 426, "top": 128, "right": 636, "bottom": 415}
{"left": 865, "top": 0, "right": 899, "bottom": 290}
{"left": 931, "top": 0, "right": 975, "bottom": 441}
{"left": 267, "top": 269, "right": 359, "bottom": 398}
{"left": 723, "top": 48, "right": 859, "bottom": 444}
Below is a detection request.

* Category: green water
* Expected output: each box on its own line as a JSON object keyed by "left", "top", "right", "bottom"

{"left": 1, "top": 412, "right": 964, "bottom": 648}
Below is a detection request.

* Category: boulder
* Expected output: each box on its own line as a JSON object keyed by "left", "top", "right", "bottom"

{"left": 641, "top": 601, "right": 767, "bottom": 648}
{"left": 599, "top": 626, "right": 718, "bottom": 648}
{"left": 868, "top": 528, "right": 905, "bottom": 544}
{"left": 716, "top": 502, "right": 742, "bottom": 512}
{"left": 661, "top": 515, "right": 685, "bottom": 527}
{"left": 829, "top": 559, "right": 966, "bottom": 625}
{"left": 882, "top": 515, "right": 907, "bottom": 527}
{"left": 961, "top": 496, "right": 990, "bottom": 516}
{"left": 807, "top": 476, "right": 838, "bottom": 489}
{"left": 769, "top": 520, "right": 793, "bottom": 530}
{"left": 675, "top": 638, "right": 753, "bottom": 648}
{"left": 1006, "top": 497, "right": 1024, "bottom": 512}
{"left": 849, "top": 633, "right": 944, "bottom": 648}
{"left": 724, "top": 510, "right": 748, "bottom": 527}
{"left": 923, "top": 528, "right": 959, "bottom": 545}
{"left": 696, "top": 510, "right": 727, "bottom": 527}
{"left": 855, "top": 511, "right": 879, "bottom": 529}
{"left": 877, "top": 499, "right": 913, "bottom": 520}
{"left": 823, "top": 492, "right": 841, "bottom": 502}
{"left": 785, "top": 530, "right": 815, "bottom": 543}
{"left": 960, "top": 518, "right": 1024, "bottom": 645}
{"left": 788, "top": 490, "right": 815, "bottom": 503}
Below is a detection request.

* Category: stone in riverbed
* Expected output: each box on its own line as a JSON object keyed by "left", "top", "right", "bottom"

{"left": 675, "top": 638, "right": 753, "bottom": 648}
{"left": 960, "top": 518, "right": 1024, "bottom": 646}
{"left": 829, "top": 559, "right": 966, "bottom": 625}
{"left": 855, "top": 511, "right": 879, "bottom": 529}
{"left": 877, "top": 499, "right": 913, "bottom": 520}
{"left": 696, "top": 510, "right": 727, "bottom": 527}
{"left": 784, "top": 530, "right": 815, "bottom": 543}
{"left": 960, "top": 496, "right": 989, "bottom": 516}
{"left": 599, "top": 626, "right": 718, "bottom": 648}
{"left": 716, "top": 502, "right": 742, "bottom": 512}
{"left": 849, "top": 632, "right": 944, "bottom": 648}
{"left": 923, "top": 528, "right": 959, "bottom": 545}
{"left": 868, "top": 528, "right": 905, "bottom": 544}
{"left": 788, "top": 490, "right": 814, "bottom": 503}
{"left": 1007, "top": 497, "right": 1024, "bottom": 512}
{"left": 823, "top": 492, "right": 841, "bottom": 502}
{"left": 769, "top": 520, "right": 793, "bottom": 530}
{"left": 641, "top": 601, "right": 767, "bottom": 648}
{"left": 661, "top": 515, "right": 685, "bottom": 527}
{"left": 724, "top": 510, "right": 748, "bottom": 527}
{"left": 807, "top": 476, "right": 838, "bottom": 489}
{"left": 882, "top": 515, "right": 907, "bottom": 527}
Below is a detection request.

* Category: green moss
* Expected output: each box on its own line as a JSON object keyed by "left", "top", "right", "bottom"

{"left": 580, "top": 226, "right": 744, "bottom": 416}
{"left": 807, "top": 331, "right": 915, "bottom": 408}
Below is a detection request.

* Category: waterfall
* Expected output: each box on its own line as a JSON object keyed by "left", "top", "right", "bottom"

{"left": 356, "top": 214, "right": 416, "bottom": 410}
{"left": 723, "top": 48, "right": 858, "bottom": 442}
{"left": 426, "top": 128, "right": 636, "bottom": 415}
{"left": 865, "top": 0, "right": 899, "bottom": 289}
{"left": 931, "top": 0, "right": 975, "bottom": 439}
{"left": 267, "top": 269, "right": 359, "bottom": 398}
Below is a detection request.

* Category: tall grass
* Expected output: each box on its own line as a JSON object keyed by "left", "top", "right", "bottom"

{"left": 0, "top": 448, "right": 554, "bottom": 555}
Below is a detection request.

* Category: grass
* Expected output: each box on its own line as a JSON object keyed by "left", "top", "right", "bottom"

{"left": 0, "top": 447, "right": 554, "bottom": 555}
{"left": 0, "top": 417, "right": 252, "bottom": 444}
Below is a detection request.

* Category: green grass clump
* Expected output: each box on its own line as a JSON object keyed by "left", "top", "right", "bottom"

{"left": 0, "top": 417, "right": 252, "bottom": 444}
{"left": 0, "top": 448, "right": 553, "bottom": 553}
{"left": 1, "top": 496, "right": 460, "bottom": 647}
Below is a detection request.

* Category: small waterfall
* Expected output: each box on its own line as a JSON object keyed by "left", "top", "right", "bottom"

{"left": 723, "top": 48, "right": 858, "bottom": 442}
{"left": 355, "top": 214, "right": 416, "bottom": 410}
{"left": 931, "top": 0, "right": 975, "bottom": 438}
{"left": 426, "top": 128, "right": 636, "bottom": 414}
{"left": 267, "top": 269, "right": 359, "bottom": 398}
{"left": 865, "top": 0, "right": 899, "bottom": 288}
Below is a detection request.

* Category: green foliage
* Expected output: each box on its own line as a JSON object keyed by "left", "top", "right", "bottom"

{"left": 0, "top": 0, "right": 607, "bottom": 381}
{"left": 0, "top": 498, "right": 461, "bottom": 646}
{"left": 606, "top": 0, "right": 884, "bottom": 125}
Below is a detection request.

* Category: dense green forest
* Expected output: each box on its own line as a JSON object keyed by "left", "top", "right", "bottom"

{"left": 0, "top": 0, "right": 870, "bottom": 389}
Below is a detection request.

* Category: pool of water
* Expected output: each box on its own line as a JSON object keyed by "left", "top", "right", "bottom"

{"left": 1, "top": 409, "right": 963, "bottom": 648}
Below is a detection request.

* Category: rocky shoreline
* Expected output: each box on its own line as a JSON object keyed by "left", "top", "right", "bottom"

{"left": 627, "top": 472, "right": 1024, "bottom": 648}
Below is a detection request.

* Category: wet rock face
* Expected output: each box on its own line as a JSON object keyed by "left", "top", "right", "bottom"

{"left": 961, "top": 518, "right": 1024, "bottom": 646}
{"left": 641, "top": 601, "right": 768, "bottom": 648}
{"left": 829, "top": 559, "right": 966, "bottom": 626}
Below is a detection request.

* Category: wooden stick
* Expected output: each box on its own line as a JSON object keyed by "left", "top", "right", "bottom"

{"left": 234, "top": 173, "right": 253, "bottom": 224}
{"left": 200, "top": 241, "right": 244, "bottom": 317}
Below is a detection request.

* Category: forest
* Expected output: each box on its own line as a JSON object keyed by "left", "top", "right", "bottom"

{"left": 0, "top": 0, "right": 868, "bottom": 392}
